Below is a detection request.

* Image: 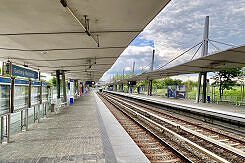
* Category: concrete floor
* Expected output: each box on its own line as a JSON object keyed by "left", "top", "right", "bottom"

{"left": 0, "top": 92, "right": 149, "bottom": 163}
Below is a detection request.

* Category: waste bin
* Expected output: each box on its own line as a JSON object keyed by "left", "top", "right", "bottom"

{"left": 207, "top": 96, "right": 210, "bottom": 102}
{"left": 70, "top": 97, "right": 74, "bottom": 104}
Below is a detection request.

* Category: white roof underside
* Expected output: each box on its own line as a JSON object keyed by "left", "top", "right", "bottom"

{"left": 0, "top": 0, "right": 170, "bottom": 81}
{"left": 115, "top": 45, "right": 245, "bottom": 84}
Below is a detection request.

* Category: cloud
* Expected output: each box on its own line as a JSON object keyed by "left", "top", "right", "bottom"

{"left": 125, "top": 67, "right": 131, "bottom": 71}
{"left": 101, "top": 45, "right": 154, "bottom": 80}
{"left": 101, "top": 0, "right": 245, "bottom": 81}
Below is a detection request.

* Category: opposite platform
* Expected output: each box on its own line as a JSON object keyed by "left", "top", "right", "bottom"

{"left": 107, "top": 91, "right": 245, "bottom": 126}
{"left": 0, "top": 92, "right": 149, "bottom": 163}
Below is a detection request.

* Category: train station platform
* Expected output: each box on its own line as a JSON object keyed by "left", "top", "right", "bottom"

{"left": 0, "top": 92, "right": 149, "bottom": 163}
{"left": 107, "top": 91, "right": 245, "bottom": 129}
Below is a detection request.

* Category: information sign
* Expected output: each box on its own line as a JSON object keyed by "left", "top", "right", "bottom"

{"left": 6, "top": 63, "right": 38, "bottom": 79}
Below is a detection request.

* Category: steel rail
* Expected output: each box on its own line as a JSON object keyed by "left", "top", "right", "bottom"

{"left": 108, "top": 92, "right": 245, "bottom": 146}
{"left": 98, "top": 92, "right": 193, "bottom": 163}
{"left": 104, "top": 92, "right": 245, "bottom": 162}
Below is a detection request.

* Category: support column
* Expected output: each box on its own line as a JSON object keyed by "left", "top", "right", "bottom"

{"left": 37, "top": 82, "right": 42, "bottom": 123}
{"left": 75, "top": 80, "right": 79, "bottom": 97}
{"left": 26, "top": 80, "right": 32, "bottom": 130}
{"left": 148, "top": 80, "right": 153, "bottom": 96}
{"left": 148, "top": 50, "right": 155, "bottom": 96}
{"left": 56, "top": 70, "right": 61, "bottom": 99}
{"left": 10, "top": 77, "right": 15, "bottom": 113}
{"left": 196, "top": 73, "right": 202, "bottom": 103}
{"left": 6, "top": 77, "right": 15, "bottom": 143}
{"left": 7, "top": 115, "right": 10, "bottom": 143}
{"left": 197, "top": 16, "right": 209, "bottom": 103}
{"left": 121, "top": 69, "right": 124, "bottom": 92}
{"left": 201, "top": 16, "right": 209, "bottom": 103}
{"left": 0, "top": 117, "right": 3, "bottom": 142}
{"left": 202, "top": 72, "right": 207, "bottom": 103}
{"left": 61, "top": 71, "right": 67, "bottom": 102}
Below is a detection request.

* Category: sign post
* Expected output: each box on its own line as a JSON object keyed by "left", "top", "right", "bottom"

{"left": 6, "top": 63, "right": 39, "bottom": 79}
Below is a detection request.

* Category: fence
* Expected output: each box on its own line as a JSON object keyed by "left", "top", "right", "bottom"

{"left": 0, "top": 77, "right": 50, "bottom": 143}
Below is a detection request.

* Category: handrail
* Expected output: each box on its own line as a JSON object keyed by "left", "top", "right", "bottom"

{"left": 0, "top": 101, "right": 49, "bottom": 118}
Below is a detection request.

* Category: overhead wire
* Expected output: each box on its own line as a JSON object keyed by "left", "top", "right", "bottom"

{"left": 156, "top": 41, "right": 202, "bottom": 70}
{"left": 208, "top": 39, "right": 235, "bottom": 47}
{"left": 209, "top": 41, "right": 221, "bottom": 51}
{"left": 191, "top": 42, "right": 203, "bottom": 60}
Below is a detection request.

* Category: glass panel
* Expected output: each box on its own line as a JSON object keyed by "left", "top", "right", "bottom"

{"left": 14, "top": 85, "right": 28, "bottom": 110}
{"left": 10, "top": 112, "right": 21, "bottom": 134}
{"left": 42, "top": 87, "right": 48, "bottom": 102}
{"left": 28, "top": 107, "right": 34, "bottom": 125}
{"left": 31, "top": 86, "right": 40, "bottom": 105}
{"left": 0, "top": 85, "right": 10, "bottom": 115}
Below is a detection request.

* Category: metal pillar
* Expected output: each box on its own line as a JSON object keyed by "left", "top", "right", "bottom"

{"left": 56, "top": 70, "right": 61, "bottom": 99}
{"left": 26, "top": 80, "right": 32, "bottom": 130}
{"left": 37, "top": 82, "right": 42, "bottom": 123}
{"left": 5, "top": 77, "right": 15, "bottom": 143}
{"left": 148, "top": 50, "right": 155, "bottom": 96}
{"left": 38, "top": 71, "right": 41, "bottom": 81}
{"left": 149, "top": 80, "right": 153, "bottom": 96}
{"left": 121, "top": 69, "right": 124, "bottom": 92}
{"left": 10, "top": 78, "right": 14, "bottom": 113}
{"left": 207, "top": 79, "right": 210, "bottom": 103}
{"left": 0, "top": 117, "right": 3, "bottom": 142}
{"left": 201, "top": 16, "right": 209, "bottom": 103}
{"left": 75, "top": 80, "right": 79, "bottom": 97}
{"left": 151, "top": 50, "right": 155, "bottom": 72}
{"left": 7, "top": 115, "right": 10, "bottom": 143}
{"left": 196, "top": 73, "right": 202, "bottom": 103}
{"left": 241, "top": 83, "right": 244, "bottom": 101}
{"left": 202, "top": 72, "right": 207, "bottom": 103}
{"left": 196, "top": 16, "right": 209, "bottom": 103}
{"left": 132, "top": 61, "right": 135, "bottom": 75}
{"left": 202, "top": 16, "right": 209, "bottom": 58}
{"left": 61, "top": 71, "right": 67, "bottom": 102}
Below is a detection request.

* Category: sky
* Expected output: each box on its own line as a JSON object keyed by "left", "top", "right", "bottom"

{"left": 100, "top": 0, "right": 245, "bottom": 82}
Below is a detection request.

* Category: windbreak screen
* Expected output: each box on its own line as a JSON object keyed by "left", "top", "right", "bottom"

{"left": 14, "top": 85, "right": 28, "bottom": 110}
{"left": 0, "top": 85, "right": 10, "bottom": 115}
{"left": 42, "top": 87, "right": 48, "bottom": 102}
{"left": 31, "top": 86, "right": 40, "bottom": 105}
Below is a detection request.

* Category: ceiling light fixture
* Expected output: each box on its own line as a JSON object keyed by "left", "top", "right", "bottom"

{"left": 60, "top": 0, "right": 100, "bottom": 47}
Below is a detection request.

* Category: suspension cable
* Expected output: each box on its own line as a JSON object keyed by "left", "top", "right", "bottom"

{"left": 191, "top": 42, "right": 203, "bottom": 60}
{"left": 209, "top": 41, "right": 221, "bottom": 51}
{"left": 156, "top": 42, "right": 202, "bottom": 70}
{"left": 208, "top": 39, "right": 235, "bottom": 47}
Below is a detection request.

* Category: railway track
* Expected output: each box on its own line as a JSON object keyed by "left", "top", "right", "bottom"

{"left": 98, "top": 92, "right": 195, "bottom": 162}
{"left": 99, "top": 91, "right": 245, "bottom": 162}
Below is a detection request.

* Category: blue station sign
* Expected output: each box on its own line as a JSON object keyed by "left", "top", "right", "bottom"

{"left": 6, "top": 63, "right": 39, "bottom": 79}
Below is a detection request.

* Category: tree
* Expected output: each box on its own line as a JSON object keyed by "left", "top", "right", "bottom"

{"left": 212, "top": 68, "right": 241, "bottom": 98}
{"left": 49, "top": 77, "right": 57, "bottom": 88}
{"left": 183, "top": 80, "right": 198, "bottom": 92}
{"left": 48, "top": 77, "right": 68, "bottom": 88}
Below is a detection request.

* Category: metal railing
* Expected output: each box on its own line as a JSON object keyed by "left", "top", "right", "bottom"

{"left": 0, "top": 76, "right": 50, "bottom": 143}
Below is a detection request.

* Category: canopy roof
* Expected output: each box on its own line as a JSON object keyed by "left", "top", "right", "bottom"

{"left": 0, "top": 0, "right": 170, "bottom": 81}
{"left": 114, "top": 44, "right": 245, "bottom": 84}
